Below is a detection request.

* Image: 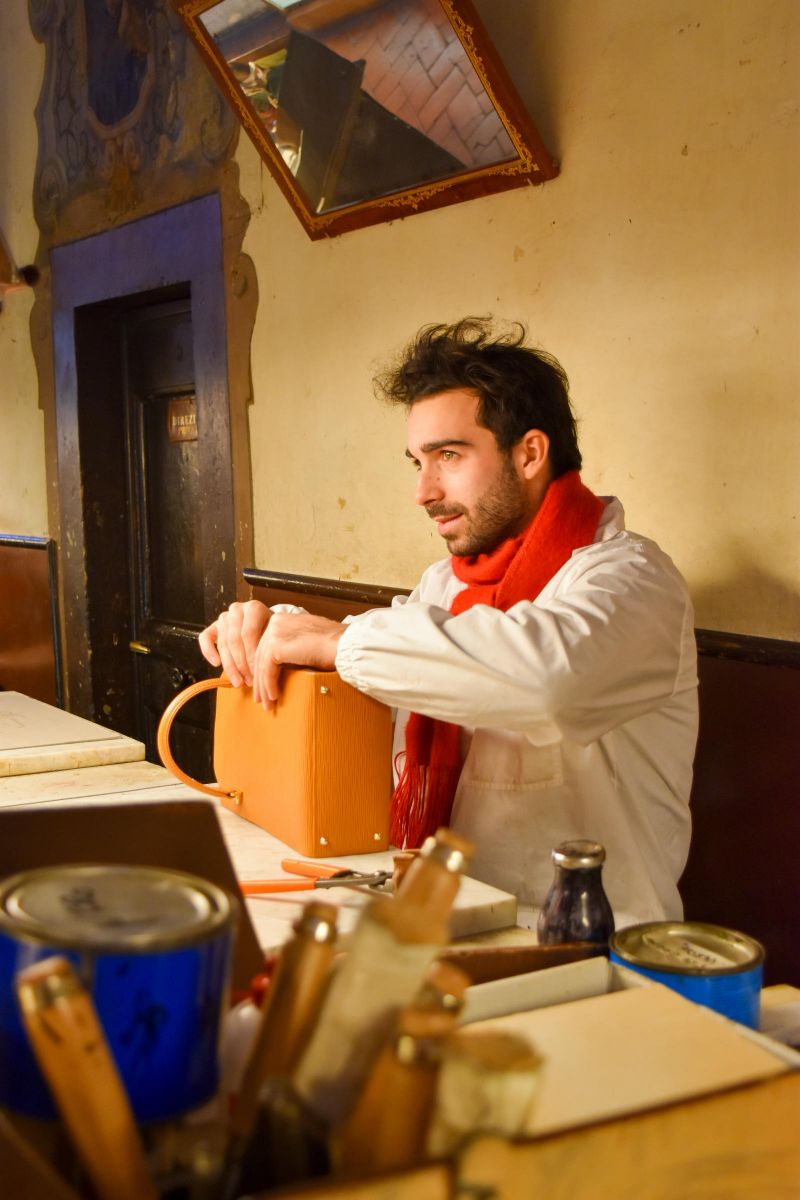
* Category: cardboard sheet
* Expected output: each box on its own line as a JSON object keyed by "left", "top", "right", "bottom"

{"left": 0, "top": 800, "right": 264, "bottom": 991}
{"left": 468, "top": 981, "right": 793, "bottom": 1137}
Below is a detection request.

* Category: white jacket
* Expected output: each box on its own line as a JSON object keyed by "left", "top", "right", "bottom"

{"left": 335, "top": 499, "right": 698, "bottom": 927}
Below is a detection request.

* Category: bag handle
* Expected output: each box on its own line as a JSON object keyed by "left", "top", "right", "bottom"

{"left": 156, "top": 676, "right": 241, "bottom": 804}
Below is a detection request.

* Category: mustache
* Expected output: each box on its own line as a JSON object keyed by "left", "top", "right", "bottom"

{"left": 426, "top": 504, "right": 467, "bottom": 520}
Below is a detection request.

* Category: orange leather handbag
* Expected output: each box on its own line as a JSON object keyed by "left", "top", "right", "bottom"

{"left": 157, "top": 672, "right": 393, "bottom": 857}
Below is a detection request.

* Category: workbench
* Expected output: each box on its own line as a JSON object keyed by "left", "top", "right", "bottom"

{"left": 1, "top": 693, "right": 798, "bottom": 1200}
{"left": 0, "top": 691, "right": 520, "bottom": 950}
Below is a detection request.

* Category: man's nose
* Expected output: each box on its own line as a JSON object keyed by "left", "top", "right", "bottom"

{"left": 415, "top": 464, "right": 443, "bottom": 507}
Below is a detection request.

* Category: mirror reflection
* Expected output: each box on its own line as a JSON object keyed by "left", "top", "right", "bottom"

{"left": 198, "top": 0, "right": 518, "bottom": 216}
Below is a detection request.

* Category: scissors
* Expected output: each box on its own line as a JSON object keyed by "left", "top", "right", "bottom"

{"left": 239, "top": 858, "right": 392, "bottom": 895}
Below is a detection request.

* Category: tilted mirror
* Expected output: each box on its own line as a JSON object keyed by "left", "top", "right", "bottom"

{"left": 173, "top": 0, "right": 557, "bottom": 238}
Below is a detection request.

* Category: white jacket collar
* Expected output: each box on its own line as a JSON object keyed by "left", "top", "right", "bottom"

{"left": 596, "top": 496, "right": 625, "bottom": 542}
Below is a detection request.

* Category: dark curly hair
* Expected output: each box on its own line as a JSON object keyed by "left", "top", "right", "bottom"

{"left": 374, "top": 317, "right": 582, "bottom": 477}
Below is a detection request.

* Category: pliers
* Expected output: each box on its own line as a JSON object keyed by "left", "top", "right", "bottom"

{"left": 239, "top": 858, "right": 392, "bottom": 895}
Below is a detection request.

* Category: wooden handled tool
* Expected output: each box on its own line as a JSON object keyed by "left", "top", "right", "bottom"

{"left": 230, "top": 902, "right": 339, "bottom": 1142}
{"left": 292, "top": 829, "right": 475, "bottom": 1127}
{"left": 15, "top": 956, "right": 158, "bottom": 1200}
{"left": 334, "top": 1006, "right": 456, "bottom": 1174}
{"left": 393, "top": 827, "right": 475, "bottom": 945}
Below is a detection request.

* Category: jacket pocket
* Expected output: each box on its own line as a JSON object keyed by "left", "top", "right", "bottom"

{"left": 460, "top": 730, "right": 563, "bottom": 792}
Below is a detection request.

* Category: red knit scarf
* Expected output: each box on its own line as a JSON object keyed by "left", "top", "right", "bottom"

{"left": 389, "top": 470, "right": 604, "bottom": 849}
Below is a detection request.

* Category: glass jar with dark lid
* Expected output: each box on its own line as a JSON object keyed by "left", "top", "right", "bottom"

{"left": 537, "top": 839, "right": 615, "bottom": 946}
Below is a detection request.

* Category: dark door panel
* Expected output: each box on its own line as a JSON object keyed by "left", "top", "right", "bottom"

{"left": 140, "top": 395, "right": 205, "bottom": 627}
{"left": 124, "top": 299, "right": 214, "bottom": 781}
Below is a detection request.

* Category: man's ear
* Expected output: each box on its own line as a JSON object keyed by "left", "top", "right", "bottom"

{"left": 515, "top": 430, "right": 550, "bottom": 480}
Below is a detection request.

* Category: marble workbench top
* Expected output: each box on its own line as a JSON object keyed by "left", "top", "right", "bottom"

{"left": 0, "top": 756, "right": 520, "bottom": 951}
{"left": 0, "top": 691, "right": 144, "bottom": 776}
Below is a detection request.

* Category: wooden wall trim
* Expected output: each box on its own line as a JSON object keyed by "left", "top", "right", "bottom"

{"left": 695, "top": 628, "right": 800, "bottom": 670}
{"left": 245, "top": 570, "right": 800, "bottom": 668}
{"left": 0, "top": 534, "right": 53, "bottom": 552}
{"left": 243, "top": 568, "right": 411, "bottom": 608}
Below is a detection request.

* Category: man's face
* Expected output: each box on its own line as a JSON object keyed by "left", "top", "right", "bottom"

{"left": 405, "top": 389, "right": 534, "bottom": 557}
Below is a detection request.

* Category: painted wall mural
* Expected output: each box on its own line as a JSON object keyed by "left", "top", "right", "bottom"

{"left": 25, "top": 0, "right": 259, "bottom": 689}
{"left": 29, "top": 0, "right": 237, "bottom": 232}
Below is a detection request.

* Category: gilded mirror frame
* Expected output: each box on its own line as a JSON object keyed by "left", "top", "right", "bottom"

{"left": 172, "top": 0, "right": 557, "bottom": 238}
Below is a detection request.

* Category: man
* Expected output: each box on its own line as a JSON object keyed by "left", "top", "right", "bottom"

{"left": 199, "top": 318, "right": 698, "bottom": 927}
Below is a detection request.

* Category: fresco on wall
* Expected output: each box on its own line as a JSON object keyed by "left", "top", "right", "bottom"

{"left": 83, "top": 0, "right": 152, "bottom": 128}
{"left": 29, "top": 0, "right": 237, "bottom": 234}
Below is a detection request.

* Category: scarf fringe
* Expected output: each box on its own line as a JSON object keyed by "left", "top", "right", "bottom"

{"left": 389, "top": 761, "right": 462, "bottom": 850}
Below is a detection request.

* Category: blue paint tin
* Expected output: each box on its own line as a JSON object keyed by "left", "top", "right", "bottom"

{"left": 0, "top": 864, "right": 236, "bottom": 1121}
{"left": 609, "top": 921, "right": 764, "bottom": 1029}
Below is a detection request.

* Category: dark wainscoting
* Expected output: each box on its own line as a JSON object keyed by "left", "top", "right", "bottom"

{"left": 246, "top": 570, "right": 800, "bottom": 985}
{"left": 0, "top": 535, "right": 63, "bottom": 706}
{"left": 682, "top": 637, "right": 800, "bottom": 986}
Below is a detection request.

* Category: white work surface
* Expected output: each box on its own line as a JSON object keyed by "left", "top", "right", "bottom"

{"left": 0, "top": 691, "right": 145, "bottom": 777}
{"left": 0, "top": 757, "right": 520, "bottom": 951}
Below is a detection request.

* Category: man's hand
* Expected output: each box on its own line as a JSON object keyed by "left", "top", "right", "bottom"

{"left": 198, "top": 600, "right": 271, "bottom": 687}
{"left": 253, "top": 612, "right": 346, "bottom": 706}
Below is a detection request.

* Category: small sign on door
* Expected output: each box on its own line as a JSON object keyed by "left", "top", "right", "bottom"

{"left": 167, "top": 396, "right": 198, "bottom": 443}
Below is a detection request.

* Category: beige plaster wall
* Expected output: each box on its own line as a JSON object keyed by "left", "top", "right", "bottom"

{"left": 0, "top": 4, "right": 47, "bottom": 535}
{"left": 238, "top": 0, "right": 800, "bottom": 640}
{"left": 0, "top": 2, "right": 797, "bottom": 640}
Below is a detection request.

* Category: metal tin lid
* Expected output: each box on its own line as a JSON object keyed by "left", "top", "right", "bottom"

{"left": 551, "top": 840, "right": 606, "bottom": 869}
{"left": 0, "top": 864, "right": 234, "bottom": 953}
{"left": 610, "top": 921, "right": 765, "bottom": 976}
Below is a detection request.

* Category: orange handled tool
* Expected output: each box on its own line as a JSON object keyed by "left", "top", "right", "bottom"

{"left": 240, "top": 858, "right": 391, "bottom": 895}
{"left": 281, "top": 859, "right": 350, "bottom": 878}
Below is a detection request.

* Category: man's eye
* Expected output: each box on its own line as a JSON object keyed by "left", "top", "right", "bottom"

{"left": 441, "top": 450, "right": 458, "bottom": 462}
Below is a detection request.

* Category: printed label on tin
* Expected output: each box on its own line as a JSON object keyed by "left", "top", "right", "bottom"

{"left": 612, "top": 921, "right": 763, "bottom": 975}
{"left": 640, "top": 931, "right": 732, "bottom": 971}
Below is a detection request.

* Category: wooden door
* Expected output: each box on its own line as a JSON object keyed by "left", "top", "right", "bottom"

{"left": 123, "top": 298, "right": 213, "bottom": 781}
{"left": 52, "top": 198, "right": 247, "bottom": 746}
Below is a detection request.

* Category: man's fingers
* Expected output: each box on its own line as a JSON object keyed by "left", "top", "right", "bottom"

{"left": 252, "top": 625, "right": 276, "bottom": 708}
{"left": 265, "top": 657, "right": 282, "bottom": 707}
{"left": 198, "top": 601, "right": 272, "bottom": 689}
{"left": 240, "top": 603, "right": 271, "bottom": 683}
{"left": 250, "top": 611, "right": 343, "bottom": 706}
{"left": 198, "top": 623, "right": 221, "bottom": 667}
{"left": 216, "top": 604, "right": 254, "bottom": 686}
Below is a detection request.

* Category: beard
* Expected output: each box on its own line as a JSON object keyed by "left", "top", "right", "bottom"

{"left": 427, "top": 457, "right": 532, "bottom": 557}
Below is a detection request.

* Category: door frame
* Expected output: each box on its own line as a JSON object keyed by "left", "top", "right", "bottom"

{"left": 50, "top": 194, "right": 248, "bottom": 719}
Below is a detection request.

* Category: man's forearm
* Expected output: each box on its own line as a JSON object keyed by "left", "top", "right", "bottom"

{"left": 335, "top": 578, "right": 691, "bottom": 745}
